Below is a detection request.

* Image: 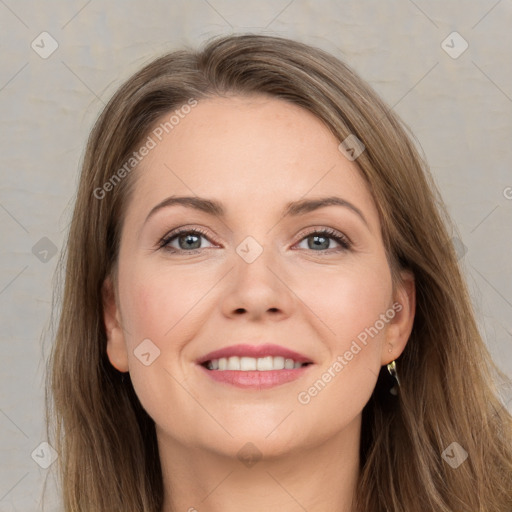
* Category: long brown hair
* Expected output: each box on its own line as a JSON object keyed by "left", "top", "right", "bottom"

{"left": 45, "top": 33, "right": 512, "bottom": 511}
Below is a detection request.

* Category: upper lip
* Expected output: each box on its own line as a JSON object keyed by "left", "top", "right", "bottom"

{"left": 197, "top": 343, "right": 314, "bottom": 365}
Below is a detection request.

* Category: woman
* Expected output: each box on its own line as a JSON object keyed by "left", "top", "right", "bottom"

{"left": 45, "top": 33, "right": 512, "bottom": 511}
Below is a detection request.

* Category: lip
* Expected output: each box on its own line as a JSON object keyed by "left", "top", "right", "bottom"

{"left": 198, "top": 364, "right": 313, "bottom": 389}
{"left": 196, "top": 343, "right": 314, "bottom": 390}
{"left": 196, "top": 343, "right": 313, "bottom": 365}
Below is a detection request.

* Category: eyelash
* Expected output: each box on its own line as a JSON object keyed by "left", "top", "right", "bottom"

{"left": 157, "top": 227, "right": 352, "bottom": 254}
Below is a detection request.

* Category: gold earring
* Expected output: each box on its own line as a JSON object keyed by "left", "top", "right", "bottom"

{"left": 387, "top": 360, "right": 400, "bottom": 395}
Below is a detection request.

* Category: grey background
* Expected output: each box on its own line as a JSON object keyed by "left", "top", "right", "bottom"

{"left": 0, "top": 1, "right": 511, "bottom": 510}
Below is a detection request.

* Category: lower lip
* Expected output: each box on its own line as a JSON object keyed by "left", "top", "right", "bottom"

{"left": 197, "top": 364, "right": 312, "bottom": 389}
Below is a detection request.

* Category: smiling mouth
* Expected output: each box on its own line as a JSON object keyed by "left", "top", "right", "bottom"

{"left": 201, "top": 355, "right": 313, "bottom": 371}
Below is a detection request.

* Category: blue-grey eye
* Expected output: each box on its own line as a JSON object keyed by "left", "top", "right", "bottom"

{"left": 296, "top": 230, "right": 351, "bottom": 251}
{"left": 161, "top": 229, "right": 215, "bottom": 252}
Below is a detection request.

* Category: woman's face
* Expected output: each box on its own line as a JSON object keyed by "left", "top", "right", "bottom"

{"left": 103, "top": 94, "right": 414, "bottom": 459}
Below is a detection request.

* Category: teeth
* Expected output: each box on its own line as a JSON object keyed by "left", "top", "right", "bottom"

{"left": 228, "top": 356, "right": 240, "bottom": 370}
{"left": 206, "top": 356, "right": 309, "bottom": 371}
{"left": 284, "top": 358, "right": 295, "bottom": 369}
{"left": 240, "top": 356, "right": 257, "bottom": 371}
{"left": 257, "top": 356, "right": 273, "bottom": 371}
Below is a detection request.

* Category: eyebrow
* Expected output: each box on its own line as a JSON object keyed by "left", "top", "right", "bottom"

{"left": 144, "top": 195, "right": 369, "bottom": 228}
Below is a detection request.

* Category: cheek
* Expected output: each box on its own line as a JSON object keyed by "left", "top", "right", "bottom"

{"left": 117, "top": 266, "right": 211, "bottom": 430}
{"left": 291, "top": 255, "right": 393, "bottom": 410}
{"left": 118, "top": 261, "right": 220, "bottom": 403}
{"left": 119, "top": 263, "right": 207, "bottom": 345}
{"left": 293, "top": 262, "right": 392, "bottom": 428}
{"left": 293, "top": 256, "right": 392, "bottom": 349}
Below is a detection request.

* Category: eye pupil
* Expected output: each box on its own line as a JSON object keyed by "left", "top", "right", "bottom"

{"left": 180, "top": 233, "right": 201, "bottom": 250}
{"left": 309, "top": 235, "right": 329, "bottom": 250}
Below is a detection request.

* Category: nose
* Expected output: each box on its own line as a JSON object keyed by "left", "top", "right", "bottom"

{"left": 220, "top": 245, "right": 296, "bottom": 321}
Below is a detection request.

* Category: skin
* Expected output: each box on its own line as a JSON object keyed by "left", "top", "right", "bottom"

{"left": 102, "top": 95, "right": 415, "bottom": 512}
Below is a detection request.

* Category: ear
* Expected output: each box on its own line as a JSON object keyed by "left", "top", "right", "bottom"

{"left": 381, "top": 270, "right": 416, "bottom": 366}
{"left": 102, "top": 276, "right": 129, "bottom": 372}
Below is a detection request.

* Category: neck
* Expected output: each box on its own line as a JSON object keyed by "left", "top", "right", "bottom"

{"left": 158, "top": 415, "right": 361, "bottom": 512}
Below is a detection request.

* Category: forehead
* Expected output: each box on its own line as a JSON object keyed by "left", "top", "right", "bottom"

{"left": 124, "top": 95, "right": 379, "bottom": 228}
